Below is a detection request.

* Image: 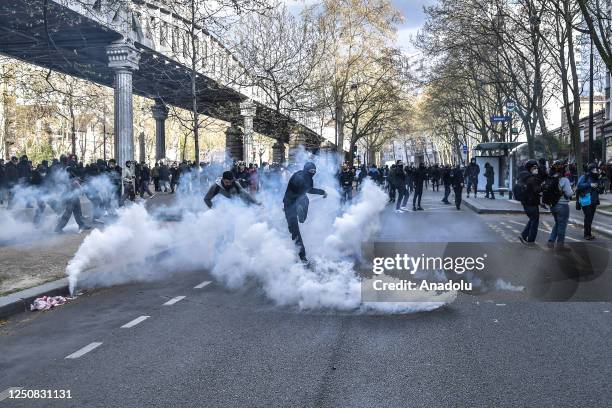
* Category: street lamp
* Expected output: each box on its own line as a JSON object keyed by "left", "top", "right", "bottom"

{"left": 240, "top": 99, "right": 256, "bottom": 164}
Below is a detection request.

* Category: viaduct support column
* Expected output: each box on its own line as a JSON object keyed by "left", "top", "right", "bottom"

{"left": 288, "top": 132, "right": 306, "bottom": 164}
{"left": 225, "top": 123, "right": 244, "bottom": 163}
{"left": 272, "top": 142, "right": 285, "bottom": 164}
{"left": 151, "top": 99, "right": 169, "bottom": 161}
{"left": 106, "top": 40, "right": 140, "bottom": 167}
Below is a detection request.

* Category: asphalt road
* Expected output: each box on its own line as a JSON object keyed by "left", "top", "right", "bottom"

{"left": 1, "top": 190, "right": 611, "bottom": 407}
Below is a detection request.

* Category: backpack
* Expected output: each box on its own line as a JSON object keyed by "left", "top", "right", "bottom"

{"left": 512, "top": 179, "right": 528, "bottom": 203}
{"left": 541, "top": 176, "right": 562, "bottom": 206}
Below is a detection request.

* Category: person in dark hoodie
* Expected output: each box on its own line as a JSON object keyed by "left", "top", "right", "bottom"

{"left": 484, "top": 162, "right": 495, "bottom": 199}
{"left": 466, "top": 158, "right": 480, "bottom": 198}
{"left": 412, "top": 163, "right": 426, "bottom": 211}
{"left": 283, "top": 162, "right": 327, "bottom": 263}
{"left": 577, "top": 162, "right": 605, "bottom": 240}
{"left": 204, "top": 171, "right": 260, "bottom": 209}
{"left": 5, "top": 156, "right": 19, "bottom": 208}
{"left": 390, "top": 160, "right": 409, "bottom": 213}
{"left": 450, "top": 165, "right": 464, "bottom": 210}
{"left": 517, "top": 160, "right": 543, "bottom": 246}
{"left": 338, "top": 163, "right": 354, "bottom": 204}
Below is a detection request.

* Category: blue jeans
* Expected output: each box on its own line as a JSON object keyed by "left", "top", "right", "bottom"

{"left": 522, "top": 205, "right": 540, "bottom": 242}
{"left": 396, "top": 186, "right": 409, "bottom": 210}
{"left": 549, "top": 202, "right": 569, "bottom": 243}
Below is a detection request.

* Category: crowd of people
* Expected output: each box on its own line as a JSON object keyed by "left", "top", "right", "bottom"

{"left": 337, "top": 157, "right": 611, "bottom": 249}
{"left": 1, "top": 151, "right": 611, "bottom": 259}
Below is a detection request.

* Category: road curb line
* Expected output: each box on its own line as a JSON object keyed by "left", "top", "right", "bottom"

{"left": 568, "top": 218, "right": 612, "bottom": 238}
{"left": 0, "top": 278, "right": 69, "bottom": 320}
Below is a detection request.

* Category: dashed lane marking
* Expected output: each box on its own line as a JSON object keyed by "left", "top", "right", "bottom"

{"left": 163, "top": 296, "right": 186, "bottom": 306}
{"left": 194, "top": 281, "right": 211, "bottom": 289}
{"left": 121, "top": 316, "right": 150, "bottom": 329}
{"left": 65, "top": 342, "right": 103, "bottom": 359}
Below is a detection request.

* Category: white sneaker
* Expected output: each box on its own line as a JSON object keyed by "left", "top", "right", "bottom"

{"left": 400, "top": 206, "right": 409, "bottom": 211}
{"left": 395, "top": 209, "right": 405, "bottom": 214}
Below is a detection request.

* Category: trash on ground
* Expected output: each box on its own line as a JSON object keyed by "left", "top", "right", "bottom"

{"left": 30, "top": 296, "right": 68, "bottom": 311}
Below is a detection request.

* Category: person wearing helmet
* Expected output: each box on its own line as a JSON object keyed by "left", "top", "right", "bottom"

{"left": 516, "top": 159, "right": 543, "bottom": 246}
{"left": 546, "top": 160, "right": 573, "bottom": 250}
{"left": 283, "top": 162, "right": 327, "bottom": 263}
{"left": 577, "top": 162, "right": 604, "bottom": 240}
{"left": 204, "top": 171, "right": 260, "bottom": 209}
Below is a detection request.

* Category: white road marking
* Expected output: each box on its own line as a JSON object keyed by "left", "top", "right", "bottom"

{"left": 0, "top": 388, "right": 23, "bottom": 402}
{"left": 121, "top": 315, "right": 150, "bottom": 328}
{"left": 65, "top": 342, "right": 103, "bottom": 359}
{"left": 496, "top": 303, "right": 506, "bottom": 306}
{"left": 163, "top": 296, "right": 186, "bottom": 305}
{"left": 194, "top": 281, "right": 211, "bottom": 289}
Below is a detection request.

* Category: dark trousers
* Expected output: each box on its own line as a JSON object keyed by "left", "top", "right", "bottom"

{"left": 33, "top": 199, "right": 46, "bottom": 226}
{"left": 522, "top": 205, "right": 540, "bottom": 242}
{"left": 467, "top": 178, "right": 478, "bottom": 196}
{"left": 153, "top": 177, "right": 160, "bottom": 192}
{"left": 55, "top": 196, "right": 86, "bottom": 231}
{"left": 454, "top": 186, "right": 463, "bottom": 209}
{"left": 443, "top": 184, "right": 451, "bottom": 202}
{"left": 140, "top": 180, "right": 154, "bottom": 197}
{"left": 485, "top": 181, "right": 494, "bottom": 198}
{"left": 396, "top": 186, "right": 409, "bottom": 210}
{"left": 413, "top": 188, "right": 423, "bottom": 208}
{"left": 341, "top": 186, "right": 352, "bottom": 204}
{"left": 389, "top": 185, "right": 396, "bottom": 201}
{"left": 284, "top": 205, "right": 306, "bottom": 261}
{"left": 432, "top": 179, "right": 439, "bottom": 191}
{"left": 582, "top": 204, "right": 597, "bottom": 237}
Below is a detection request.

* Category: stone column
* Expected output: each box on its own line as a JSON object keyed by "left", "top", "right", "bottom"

{"left": 288, "top": 132, "right": 306, "bottom": 164}
{"left": 151, "top": 99, "right": 169, "bottom": 161}
{"left": 240, "top": 100, "right": 256, "bottom": 164}
{"left": 272, "top": 142, "right": 285, "bottom": 164}
{"left": 106, "top": 40, "right": 140, "bottom": 168}
{"left": 225, "top": 124, "right": 244, "bottom": 163}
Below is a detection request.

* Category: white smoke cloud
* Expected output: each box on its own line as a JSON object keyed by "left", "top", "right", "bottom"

{"left": 66, "top": 152, "right": 455, "bottom": 314}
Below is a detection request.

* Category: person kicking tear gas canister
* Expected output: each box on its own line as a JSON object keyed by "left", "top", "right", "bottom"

{"left": 204, "top": 171, "right": 261, "bottom": 209}
{"left": 283, "top": 162, "right": 327, "bottom": 264}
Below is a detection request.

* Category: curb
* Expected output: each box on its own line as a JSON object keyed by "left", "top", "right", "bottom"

{"left": 569, "top": 218, "right": 612, "bottom": 239}
{"left": 463, "top": 199, "right": 554, "bottom": 215}
{"left": 0, "top": 278, "right": 69, "bottom": 320}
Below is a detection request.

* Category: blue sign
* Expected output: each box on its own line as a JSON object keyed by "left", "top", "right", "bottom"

{"left": 462, "top": 145, "right": 468, "bottom": 154}
{"left": 491, "top": 115, "right": 512, "bottom": 123}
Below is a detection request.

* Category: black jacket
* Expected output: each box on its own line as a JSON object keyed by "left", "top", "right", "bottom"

{"left": 390, "top": 166, "right": 406, "bottom": 188}
{"left": 339, "top": 170, "right": 354, "bottom": 187}
{"left": 450, "top": 168, "right": 464, "bottom": 188}
{"left": 466, "top": 163, "right": 480, "bottom": 179}
{"left": 485, "top": 166, "right": 494, "bottom": 182}
{"left": 283, "top": 170, "right": 325, "bottom": 208}
{"left": 204, "top": 177, "right": 257, "bottom": 209}
{"left": 518, "top": 170, "right": 542, "bottom": 206}
{"left": 4, "top": 162, "right": 19, "bottom": 186}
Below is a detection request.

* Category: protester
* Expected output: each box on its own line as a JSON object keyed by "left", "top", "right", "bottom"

{"left": 484, "top": 162, "right": 495, "bottom": 199}
{"left": 390, "top": 160, "right": 409, "bottom": 213}
{"left": 450, "top": 165, "right": 464, "bottom": 210}
{"left": 545, "top": 160, "right": 572, "bottom": 250}
{"left": 283, "top": 162, "right": 327, "bottom": 264}
{"left": 515, "top": 160, "right": 542, "bottom": 246}
{"left": 577, "top": 163, "right": 605, "bottom": 240}
{"left": 412, "top": 163, "right": 426, "bottom": 211}
{"left": 466, "top": 158, "right": 480, "bottom": 198}
{"left": 204, "top": 171, "right": 260, "bottom": 209}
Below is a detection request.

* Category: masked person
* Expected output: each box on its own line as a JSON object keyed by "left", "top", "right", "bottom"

{"left": 466, "top": 158, "right": 480, "bottom": 198}
{"left": 338, "top": 164, "right": 354, "bottom": 205}
{"left": 441, "top": 165, "right": 452, "bottom": 204}
{"left": 545, "top": 160, "right": 573, "bottom": 250}
{"left": 390, "top": 160, "right": 409, "bottom": 213}
{"left": 450, "top": 165, "right": 464, "bottom": 210}
{"left": 484, "top": 162, "right": 495, "bottom": 199}
{"left": 283, "top": 162, "right": 327, "bottom": 263}
{"left": 204, "top": 171, "right": 260, "bottom": 209}
{"left": 577, "top": 163, "right": 604, "bottom": 240}
{"left": 515, "top": 160, "right": 542, "bottom": 246}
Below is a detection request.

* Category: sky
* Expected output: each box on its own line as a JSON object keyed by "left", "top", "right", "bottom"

{"left": 282, "top": 0, "right": 436, "bottom": 55}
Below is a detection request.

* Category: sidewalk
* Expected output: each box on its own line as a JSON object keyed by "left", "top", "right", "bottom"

{"left": 463, "top": 195, "right": 611, "bottom": 238}
{"left": 462, "top": 196, "right": 550, "bottom": 214}
{"left": 0, "top": 191, "right": 178, "bottom": 319}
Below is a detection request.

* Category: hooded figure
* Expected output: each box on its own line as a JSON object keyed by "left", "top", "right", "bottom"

{"left": 283, "top": 162, "right": 327, "bottom": 262}
{"left": 204, "top": 171, "right": 259, "bottom": 209}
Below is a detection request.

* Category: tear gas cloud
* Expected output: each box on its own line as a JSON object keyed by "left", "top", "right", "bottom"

{"left": 66, "top": 149, "right": 455, "bottom": 313}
